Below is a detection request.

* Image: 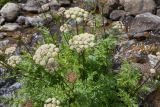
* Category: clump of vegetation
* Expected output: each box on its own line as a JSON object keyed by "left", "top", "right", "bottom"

{"left": 0, "top": 6, "right": 152, "bottom": 107}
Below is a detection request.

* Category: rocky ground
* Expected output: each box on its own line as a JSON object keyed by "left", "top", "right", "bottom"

{"left": 0, "top": 0, "right": 160, "bottom": 107}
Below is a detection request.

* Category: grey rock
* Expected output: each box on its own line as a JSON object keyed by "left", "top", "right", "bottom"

{"left": 23, "top": 0, "right": 48, "bottom": 12}
{"left": 25, "top": 16, "right": 44, "bottom": 26}
{"left": 0, "top": 32, "right": 7, "bottom": 39}
{"left": 122, "top": 13, "right": 160, "bottom": 35}
{"left": 0, "top": 16, "right": 5, "bottom": 25}
{"left": 16, "top": 14, "right": 52, "bottom": 26}
{"left": 6, "top": 82, "right": 21, "bottom": 94}
{"left": 148, "top": 54, "right": 159, "bottom": 68}
{"left": 110, "top": 10, "right": 126, "bottom": 20}
{"left": 39, "top": 0, "right": 59, "bottom": 12}
{"left": 120, "top": 0, "right": 156, "bottom": 15}
{"left": 0, "top": 40, "right": 9, "bottom": 49}
{"left": 41, "top": 3, "right": 50, "bottom": 12}
{"left": 98, "top": 0, "right": 120, "bottom": 18}
{"left": 0, "top": 23, "right": 20, "bottom": 31}
{"left": 154, "top": 0, "right": 160, "bottom": 6}
{"left": 156, "top": 9, "right": 160, "bottom": 17}
{"left": 59, "top": 0, "right": 71, "bottom": 6}
{"left": 16, "top": 16, "right": 26, "bottom": 25}
{"left": 0, "top": 3, "right": 20, "bottom": 21}
{"left": 84, "top": 0, "right": 96, "bottom": 3}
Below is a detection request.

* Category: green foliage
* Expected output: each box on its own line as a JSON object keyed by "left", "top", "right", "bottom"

{"left": 3, "top": 34, "right": 148, "bottom": 107}
{"left": 0, "top": 7, "right": 150, "bottom": 107}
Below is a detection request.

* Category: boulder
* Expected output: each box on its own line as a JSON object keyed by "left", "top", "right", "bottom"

{"left": 0, "top": 16, "right": 5, "bottom": 25}
{"left": 110, "top": 10, "right": 126, "bottom": 20}
{"left": 0, "top": 40, "right": 9, "bottom": 49}
{"left": 0, "top": 3, "right": 20, "bottom": 21}
{"left": 59, "top": 0, "right": 71, "bottom": 6}
{"left": 120, "top": 0, "right": 156, "bottom": 15}
{"left": 0, "top": 32, "right": 7, "bottom": 39}
{"left": 22, "top": 0, "right": 48, "bottom": 12}
{"left": 16, "top": 14, "right": 52, "bottom": 26}
{"left": 0, "top": 23, "right": 20, "bottom": 31}
{"left": 98, "top": 0, "right": 121, "bottom": 18}
{"left": 122, "top": 13, "right": 160, "bottom": 36}
{"left": 156, "top": 9, "right": 160, "bottom": 17}
{"left": 154, "top": 0, "right": 160, "bottom": 6}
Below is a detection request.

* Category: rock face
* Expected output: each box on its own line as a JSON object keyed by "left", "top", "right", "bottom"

{"left": 156, "top": 9, "right": 160, "bottom": 17}
{"left": 0, "top": 3, "right": 20, "bottom": 21}
{"left": 120, "top": 0, "right": 156, "bottom": 15}
{"left": 59, "top": 0, "right": 71, "bottom": 6}
{"left": 122, "top": 13, "right": 160, "bottom": 35}
{"left": 154, "top": 0, "right": 160, "bottom": 6}
{"left": 22, "top": 0, "right": 48, "bottom": 12}
{"left": 141, "top": 88, "right": 160, "bottom": 107}
{"left": 0, "top": 16, "right": 5, "bottom": 25}
{"left": 98, "top": 0, "right": 120, "bottom": 17}
{"left": 110, "top": 10, "right": 126, "bottom": 20}
{"left": 16, "top": 14, "right": 52, "bottom": 26}
{"left": 0, "top": 23, "right": 20, "bottom": 31}
{"left": 0, "top": 32, "right": 7, "bottom": 39}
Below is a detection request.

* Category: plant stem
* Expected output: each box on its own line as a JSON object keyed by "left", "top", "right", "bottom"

{"left": 132, "top": 76, "right": 151, "bottom": 96}
{"left": 76, "top": 21, "right": 79, "bottom": 35}
{"left": 83, "top": 19, "right": 85, "bottom": 33}
{"left": 101, "top": 5, "right": 106, "bottom": 35}
{"left": 63, "top": 33, "right": 69, "bottom": 45}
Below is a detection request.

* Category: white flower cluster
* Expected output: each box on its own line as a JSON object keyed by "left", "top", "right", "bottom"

{"left": 44, "top": 97, "right": 60, "bottom": 107}
{"left": 33, "top": 44, "right": 59, "bottom": 71}
{"left": 60, "top": 24, "right": 72, "bottom": 33}
{"left": 57, "top": 7, "right": 66, "bottom": 16}
{"left": 7, "top": 55, "right": 21, "bottom": 67}
{"left": 69, "top": 33, "right": 95, "bottom": 53}
{"left": 64, "top": 7, "right": 89, "bottom": 22}
{"left": 5, "top": 47, "right": 16, "bottom": 55}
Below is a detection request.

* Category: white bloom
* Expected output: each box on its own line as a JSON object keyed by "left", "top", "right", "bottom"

{"left": 48, "top": 58, "right": 55, "bottom": 64}
{"left": 44, "top": 97, "right": 60, "bottom": 107}
{"left": 76, "top": 17, "right": 83, "bottom": 23}
{"left": 5, "top": 47, "right": 16, "bottom": 55}
{"left": 66, "top": 14, "right": 70, "bottom": 18}
{"left": 89, "top": 42, "right": 95, "bottom": 47}
{"left": 71, "top": 14, "right": 76, "bottom": 19}
{"left": 7, "top": 55, "right": 21, "bottom": 67}
{"left": 64, "top": 7, "right": 89, "bottom": 22}
{"left": 69, "top": 33, "right": 95, "bottom": 53}
{"left": 40, "top": 60, "right": 46, "bottom": 66}
{"left": 57, "top": 7, "right": 66, "bottom": 16}
{"left": 56, "top": 100, "right": 60, "bottom": 105}
{"left": 45, "top": 98, "right": 52, "bottom": 103}
{"left": 33, "top": 44, "right": 59, "bottom": 71}
{"left": 54, "top": 48, "right": 59, "bottom": 53}
{"left": 60, "top": 24, "right": 72, "bottom": 33}
{"left": 52, "top": 98, "right": 57, "bottom": 103}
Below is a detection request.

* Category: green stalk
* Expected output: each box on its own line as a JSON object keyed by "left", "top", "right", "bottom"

{"left": 76, "top": 21, "right": 79, "bottom": 35}
{"left": 63, "top": 33, "right": 69, "bottom": 45}
{"left": 101, "top": 4, "right": 106, "bottom": 35}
